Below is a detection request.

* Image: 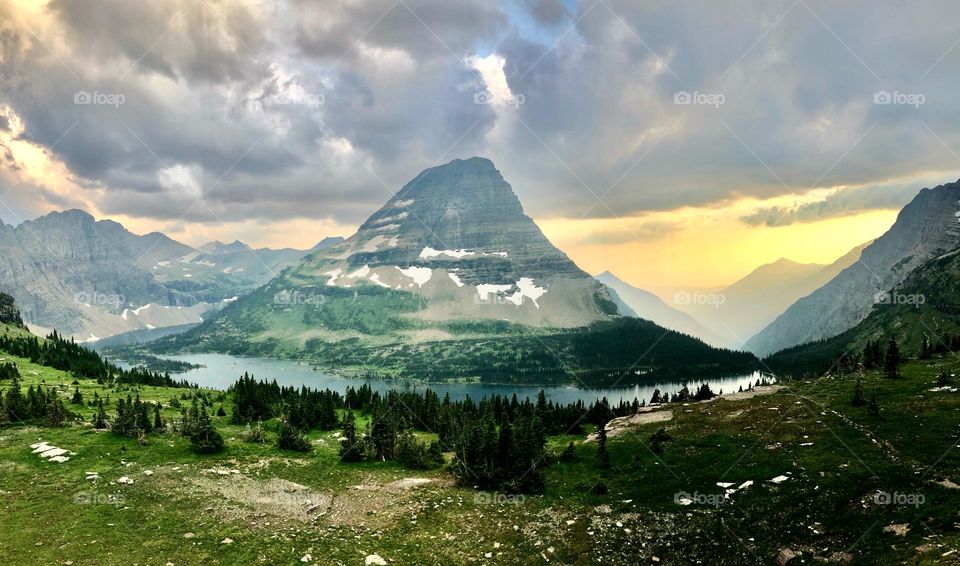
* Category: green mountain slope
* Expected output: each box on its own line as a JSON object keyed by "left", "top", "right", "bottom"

{"left": 765, "top": 247, "right": 960, "bottom": 375}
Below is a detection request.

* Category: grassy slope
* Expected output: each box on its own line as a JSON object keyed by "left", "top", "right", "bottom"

{"left": 765, "top": 250, "right": 960, "bottom": 376}
{"left": 1, "top": 344, "right": 959, "bottom": 564}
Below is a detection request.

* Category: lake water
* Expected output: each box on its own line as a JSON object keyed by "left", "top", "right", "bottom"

{"left": 135, "top": 352, "right": 772, "bottom": 406}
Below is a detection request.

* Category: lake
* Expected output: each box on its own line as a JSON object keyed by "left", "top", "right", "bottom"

{"left": 136, "top": 352, "right": 773, "bottom": 406}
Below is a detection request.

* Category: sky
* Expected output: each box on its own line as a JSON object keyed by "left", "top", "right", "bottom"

{"left": 1, "top": 0, "right": 960, "bottom": 292}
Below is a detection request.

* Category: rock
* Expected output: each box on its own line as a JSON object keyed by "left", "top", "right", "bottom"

{"left": 365, "top": 555, "right": 387, "bottom": 566}
{"left": 827, "top": 551, "right": 853, "bottom": 563}
{"left": 221, "top": 538, "right": 233, "bottom": 545}
{"left": 300, "top": 554, "right": 312, "bottom": 563}
{"left": 182, "top": 533, "right": 196, "bottom": 539}
{"left": 144, "top": 470, "right": 154, "bottom": 476}
{"left": 777, "top": 548, "right": 799, "bottom": 566}
{"left": 883, "top": 523, "right": 910, "bottom": 536}
{"left": 117, "top": 477, "right": 133, "bottom": 485}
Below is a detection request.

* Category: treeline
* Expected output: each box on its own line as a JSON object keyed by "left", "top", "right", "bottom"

{"left": 0, "top": 375, "right": 72, "bottom": 425}
{"left": 0, "top": 331, "right": 191, "bottom": 388}
{"left": 227, "top": 374, "right": 732, "bottom": 492}
{"left": 98, "top": 389, "right": 224, "bottom": 453}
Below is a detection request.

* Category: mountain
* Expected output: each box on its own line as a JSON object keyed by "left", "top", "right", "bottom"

{"left": 594, "top": 271, "right": 727, "bottom": 346}
{"left": 0, "top": 210, "right": 334, "bottom": 341}
{"left": 747, "top": 179, "right": 960, "bottom": 356}
{"left": 155, "top": 158, "right": 758, "bottom": 383}
{"left": 765, "top": 245, "right": 960, "bottom": 375}
{"left": 684, "top": 244, "right": 867, "bottom": 347}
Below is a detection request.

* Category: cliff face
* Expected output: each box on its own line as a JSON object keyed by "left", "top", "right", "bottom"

{"left": 748, "top": 180, "right": 960, "bottom": 356}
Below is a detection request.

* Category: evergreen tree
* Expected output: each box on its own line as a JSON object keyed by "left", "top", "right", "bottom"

{"left": 189, "top": 408, "right": 224, "bottom": 453}
{"left": 559, "top": 441, "right": 577, "bottom": 462}
{"left": 851, "top": 377, "right": 866, "bottom": 406}
{"left": 596, "top": 418, "right": 610, "bottom": 469}
{"left": 4, "top": 375, "right": 28, "bottom": 421}
{"left": 884, "top": 337, "right": 901, "bottom": 378}
{"left": 868, "top": 390, "right": 882, "bottom": 419}
{"left": 339, "top": 410, "right": 365, "bottom": 462}
{"left": 71, "top": 386, "right": 83, "bottom": 405}
{"left": 93, "top": 398, "right": 109, "bottom": 429}
{"left": 277, "top": 419, "right": 311, "bottom": 452}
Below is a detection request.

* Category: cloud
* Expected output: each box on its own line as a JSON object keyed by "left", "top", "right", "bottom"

{"left": 2, "top": 0, "right": 960, "bottom": 238}
{"left": 739, "top": 175, "right": 950, "bottom": 227}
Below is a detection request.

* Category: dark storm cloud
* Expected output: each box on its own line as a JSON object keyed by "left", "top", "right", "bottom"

{"left": 2, "top": 0, "right": 960, "bottom": 230}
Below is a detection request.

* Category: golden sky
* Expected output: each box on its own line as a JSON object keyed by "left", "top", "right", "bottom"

{"left": 540, "top": 208, "right": 897, "bottom": 295}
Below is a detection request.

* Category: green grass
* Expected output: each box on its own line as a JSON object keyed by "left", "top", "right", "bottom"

{"left": 2, "top": 350, "right": 960, "bottom": 564}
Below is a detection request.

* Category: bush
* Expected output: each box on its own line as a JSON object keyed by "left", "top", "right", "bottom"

{"left": 395, "top": 429, "right": 443, "bottom": 469}
{"left": 277, "top": 420, "right": 311, "bottom": 452}
{"left": 559, "top": 441, "right": 577, "bottom": 462}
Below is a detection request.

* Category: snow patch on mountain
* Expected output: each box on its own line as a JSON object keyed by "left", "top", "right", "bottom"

{"left": 397, "top": 266, "right": 432, "bottom": 287}
{"left": 419, "top": 247, "right": 475, "bottom": 260}
{"left": 323, "top": 268, "right": 342, "bottom": 286}
{"left": 347, "top": 265, "right": 371, "bottom": 279}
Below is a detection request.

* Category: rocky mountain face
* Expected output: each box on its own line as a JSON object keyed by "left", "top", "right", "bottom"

{"left": 747, "top": 180, "right": 960, "bottom": 356}
{"left": 765, "top": 245, "right": 960, "bottom": 375}
{"left": 594, "top": 271, "right": 727, "bottom": 347}
{"left": 154, "top": 158, "right": 757, "bottom": 382}
{"left": 272, "top": 156, "right": 620, "bottom": 331}
{"left": 0, "top": 210, "right": 330, "bottom": 341}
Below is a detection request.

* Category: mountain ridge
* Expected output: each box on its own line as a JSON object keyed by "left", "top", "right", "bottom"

{"left": 747, "top": 179, "right": 960, "bottom": 356}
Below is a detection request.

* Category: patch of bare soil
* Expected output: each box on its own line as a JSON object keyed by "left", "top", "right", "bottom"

{"left": 713, "top": 385, "right": 785, "bottom": 402}
{"left": 188, "top": 471, "right": 447, "bottom": 529}
{"left": 585, "top": 410, "right": 673, "bottom": 442}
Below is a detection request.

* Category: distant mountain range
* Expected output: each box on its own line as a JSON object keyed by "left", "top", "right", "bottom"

{"left": 594, "top": 271, "right": 728, "bottom": 347}
{"left": 681, "top": 244, "right": 868, "bottom": 348}
{"left": 748, "top": 179, "right": 960, "bottom": 356}
{"left": 154, "top": 158, "right": 758, "bottom": 383}
{"left": 0, "top": 209, "right": 341, "bottom": 341}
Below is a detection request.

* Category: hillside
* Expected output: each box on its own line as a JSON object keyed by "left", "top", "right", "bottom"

{"left": 3, "top": 317, "right": 959, "bottom": 564}
{"left": 765, "top": 246, "right": 960, "bottom": 376}
{"left": 594, "top": 271, "right": 727, "bottom": 347}
{"left": 748, "top": 180, "right": 960, "bottom": 356}
{"left": 0, "top": 210, "right": 334, "bottom": 341}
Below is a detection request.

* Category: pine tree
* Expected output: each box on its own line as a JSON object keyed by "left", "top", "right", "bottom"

{"left": 71, "top": 386, "right": 83, "bottom": 405}
{"left": 189, "top": 408, "right": 224, "bottom": 453}
{"left": 4, "top": 375, "right": 28, "bottom": 421}
{"left": 93, "top": 398, "right": 108, "bottom": 429}
{"left": 884, "top": 337, "right": 901, "bottom": 378}
{"left": 277, "top": 419, "right": 311, "bottom": 452}
{"left": 851, "top": 378, "right": 866, "bottom": 406}
{"left": 868, "top": 390, "right": 882, "bottom": 418}
{"left": 560, "top": 440, "right": 577, "bottom": 462}
{"left": 339, "top": 410, "right": 364, "bottom": 462}
{"left": 596, "top": 418, "right": 610, "bottom": 469}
